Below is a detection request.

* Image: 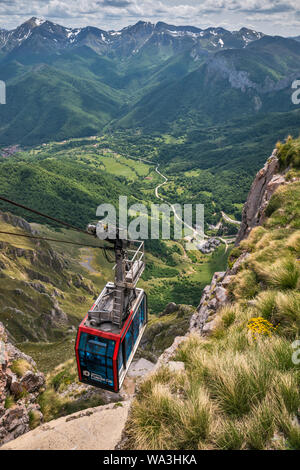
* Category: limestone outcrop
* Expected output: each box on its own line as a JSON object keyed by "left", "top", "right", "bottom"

{"left": 236, "top": 151, "right": 285, "bottom": 244}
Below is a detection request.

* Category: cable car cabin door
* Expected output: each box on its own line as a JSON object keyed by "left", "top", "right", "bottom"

{"left": 118, "top": 293, "right": 147, "bottom": 390}
{"left": 76, "top": 332, "right": 117, "bottom": 391}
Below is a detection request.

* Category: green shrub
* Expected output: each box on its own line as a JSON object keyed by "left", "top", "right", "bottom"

{"left": 277, "top": 137, "right": 300, "bottom": 170}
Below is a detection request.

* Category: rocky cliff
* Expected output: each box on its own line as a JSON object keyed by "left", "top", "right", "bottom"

{"left": 235, "top": 150, "right": 285, "bottom": 244}
{"left": 0, "top": 322, "right": 45, "bottom": 445}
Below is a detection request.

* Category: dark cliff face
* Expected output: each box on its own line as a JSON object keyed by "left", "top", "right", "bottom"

{"left": 235, "top": 150, "right": 286, "bottom": 245}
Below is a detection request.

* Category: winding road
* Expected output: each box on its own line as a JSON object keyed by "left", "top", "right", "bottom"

{"left": 221, "top": 211, "right": 241, "bottom": 226}
{"left": 154, "top": 165, "right": 230, "bottom": 252}
{"left": 126, "top": 155, "right": 231, "bottom": 252}
{"left": 155, "top": 165, "right": 206, "bottom": 240}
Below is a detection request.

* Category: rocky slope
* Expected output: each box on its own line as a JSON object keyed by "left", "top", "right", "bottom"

{"left": 0, "top": 322, "right": 45, "bottom": 445}
{"left": 0, "top": 209, "right": 96, "bottom": 344}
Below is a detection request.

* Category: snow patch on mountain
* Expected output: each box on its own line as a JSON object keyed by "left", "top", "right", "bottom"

{"left": 33, "top": 18, "right": 45, "bottom": 27}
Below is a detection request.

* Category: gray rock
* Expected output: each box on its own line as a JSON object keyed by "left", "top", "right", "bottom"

{"left": 29, "top": 282, "right": 47, "bottom": 294}
{"left": 229, "top": 252, "right": 250, "bottom": 275}
{"left": 0, "top": 406, "right": 29, "bottom": 441}
{"left": 215, "top": 286, "right": 227, "bottom": 303}
{"left": 236, "top": 152, "right": 283, "bottom": 244}
{"left": 202, "top": 318, "right": 219, "bottom": 335}
{"left": 167, "top": 361, "right": 185, "bottom": 373}
{"left": 207, "top": 298, "right": 218, "bottom": 310}
{"left": 159, "top": 302, "right": 177, "bottom": 317}
{"left": 0, "top": 323, "right": 44, "bottom": 446}
{"left": 221, "top": 275, "right": 234, "bottom": 286}
{"left": 0, "top": 211, "right": 35, "bottom": 235}
{"left": 21, "top": 371, "right": 45, "bottom": 393}
{"left": 127, "top": 359, "right": 155, "bottom": 378}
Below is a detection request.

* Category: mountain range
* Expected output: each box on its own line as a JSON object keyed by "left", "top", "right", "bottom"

{"left": 0, "top": 17, "right": 264, "bottom": 60}
{"left": 0, "top": 17, "right": 300, "bottom": 172}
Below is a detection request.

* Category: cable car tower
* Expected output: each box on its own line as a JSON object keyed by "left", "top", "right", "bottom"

{"left": 75, "top": 223, "right": 147, "bottom": 392}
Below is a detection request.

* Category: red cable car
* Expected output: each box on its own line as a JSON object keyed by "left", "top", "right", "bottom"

{"left": 75, "top": 230, "right": 147, "bottom": 392}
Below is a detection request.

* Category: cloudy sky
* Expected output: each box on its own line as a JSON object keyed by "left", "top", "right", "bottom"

{"left": 0, "top": 0, "right": 299, "bottom": 36}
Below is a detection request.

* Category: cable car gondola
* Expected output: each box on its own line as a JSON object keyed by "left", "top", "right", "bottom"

{"left": 75, "top": 226, "right": 148, "bottom": 392}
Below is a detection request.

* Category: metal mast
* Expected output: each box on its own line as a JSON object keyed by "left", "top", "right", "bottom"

{"left": 87, "top": 224, "right": 145, "bottom": 329}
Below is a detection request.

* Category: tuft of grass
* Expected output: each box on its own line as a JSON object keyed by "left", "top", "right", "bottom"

{"left": 255, "top": 257, "right": 299, "bottom": 290}
{"left": 215, "top": 421, "right": 244, "bottom": 450}
{"left": 275, "top": 374, "right": 300, "bottom": 415}
{"left": 254, "top": 290, "right": 300, "bottom": 338}
{"left": 204, "top": 355, "right": 271, "bottom": 418}
{"left": 128, "top": 383, "right": 181, "bottom": 450}
{"left": 245, "top": 400, "right": 275, "bottom": 450}
{"left": 269, "top": 258, "right": 299, "bottom": 290}
{"left": 220, "top": 306, "right": 237, "bottom": 328}
{"left": 4, "top": 394, "right": 15, "bottom": 409}
{"left": 10, "top": 359, "right": 32, "bottom": 378}
{"left": 275, "top": 409, "right": 300, "bottom": 450}
{"left": 230, "top": 270, "right": 259, "bottom": 300}
{"left": 262, "top": 337, "right": 298, "bottom": 372}
{"left": 286, "top": 426, "right": 300, "bottom": 450}
{"left": 254, "top": 290, "right": 277, "bottom": 320}
{"left": 28, "top": 410, "right": 42, "bottom": 430}
{"left": 286, "top": 231, "right": 300, "bottom": 255}
{"left": 176, "top": 388, "right": 213, "bottom": 448}
{"left": 277, "top": 136, "right": 300, "bottom": 169}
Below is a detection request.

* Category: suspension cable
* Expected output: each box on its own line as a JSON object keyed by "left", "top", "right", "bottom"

{"left": 103, "top": 247, "right": 114, "bottom": 263}
{"left": 0, "top": 196, "right": 95, "bottom": 237}
{"left": 0, "top": 230, "right": 114, "bottom": 251}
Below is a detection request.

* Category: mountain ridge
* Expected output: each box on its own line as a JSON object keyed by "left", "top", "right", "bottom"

{"left": 0, "top": 17, "right": 265, "bottom": 60}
